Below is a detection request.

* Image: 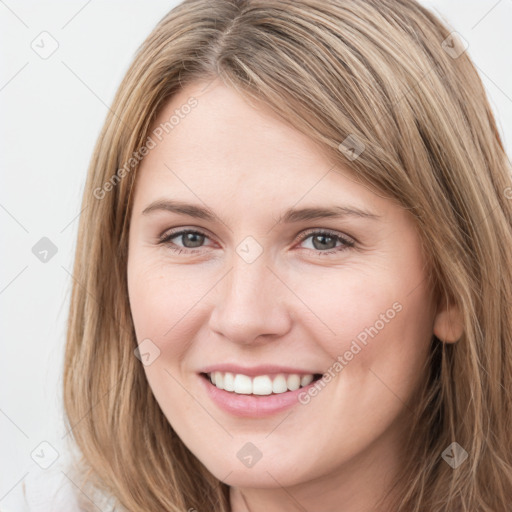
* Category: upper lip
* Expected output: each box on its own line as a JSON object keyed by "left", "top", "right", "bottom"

{"left": 199, "top": 364, "right": 322, "bottom": 377}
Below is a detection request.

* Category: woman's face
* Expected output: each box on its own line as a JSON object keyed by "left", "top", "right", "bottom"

{"left": 127, "top": 80, "right": 441, "bottom": 499}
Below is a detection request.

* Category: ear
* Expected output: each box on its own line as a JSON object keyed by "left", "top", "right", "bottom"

{"left": 433, "top": 299, "right": 464, "bottom": 343}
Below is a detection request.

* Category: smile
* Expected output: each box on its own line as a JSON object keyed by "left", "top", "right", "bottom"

{"left": 203, "top": 371, "right": 323, "bottom": 395}
{"left": 199, "top": 371, "right": 324, "bottom": 417}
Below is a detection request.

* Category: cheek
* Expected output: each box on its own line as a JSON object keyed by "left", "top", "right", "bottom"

{"left": 291, "top": 266, "right": 434, "bottom": 398}
{"left": 127, "top": 257, "right": 207, "bottom": 424}
{"left": 128, "top": 255, "right": 202, "bottom": 341}
{"left": 363, "top": 289, "right": 434, "bottom": 401}
{"left": 283, "top": 273, "right": 433, "bottom": 464}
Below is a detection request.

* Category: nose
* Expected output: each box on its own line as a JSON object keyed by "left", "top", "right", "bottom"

{"left": 208, "top": 255, "right": 292, "bottom": 346}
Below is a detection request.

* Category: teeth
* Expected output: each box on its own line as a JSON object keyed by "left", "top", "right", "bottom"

{"left": 252, "top": 375, "right": 273, "bottom": 395}
{"left": 207, "top": 371, "right": 317, "bottom": 395}
{"left": 287, "top": 374, "right": 300, "bottom": 391}
{"left": 223, "top": 372, "right": 235, "bottom": 392}
{"left": 233, "top": 374, "right": 252, "bottom": 394}
{"left": 272, "top": 374, "right": 288, "bottom": 394}
{"left": 300, "top": 374, "right": 314, "bottom": 387}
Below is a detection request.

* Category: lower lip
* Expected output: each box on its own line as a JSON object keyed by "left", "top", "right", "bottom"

{"left": 198, "top": 373, "right": 320, "bottom": 418}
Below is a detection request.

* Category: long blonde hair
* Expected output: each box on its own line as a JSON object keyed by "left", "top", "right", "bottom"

{"left": 63, "top": 0, "right": 512, "bottom": 510}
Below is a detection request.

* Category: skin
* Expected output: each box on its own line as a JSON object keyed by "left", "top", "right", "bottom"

{"left": 127, "top": 79, "right": 463, "bottom": 512}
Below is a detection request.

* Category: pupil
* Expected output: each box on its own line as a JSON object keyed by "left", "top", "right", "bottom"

{"left": 313, "top": 234, "right": 335, "bottom": 250}
{"left": 183, "top": 232, "right": 204, "bottom": 248}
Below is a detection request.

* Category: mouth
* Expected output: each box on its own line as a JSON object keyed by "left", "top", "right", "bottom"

{"left": 200, "top": 371, "right": 323, "bottom": 396}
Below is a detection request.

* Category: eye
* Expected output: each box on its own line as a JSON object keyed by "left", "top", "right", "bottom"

{"left": 158, "top": 229, "right": 213, "bottom": 254}
{"left": 157, "top": 228, "right": 355, "bottom": 256}
{"left": 295, "top": 229, "right": 355, "bottom": 255}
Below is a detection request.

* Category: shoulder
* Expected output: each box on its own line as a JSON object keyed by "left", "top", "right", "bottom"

{"left": 1, "top": 467, "right": 81, "bottom": 512}
{"left": 1, "top": 457, "right": 121, "bottom": 512}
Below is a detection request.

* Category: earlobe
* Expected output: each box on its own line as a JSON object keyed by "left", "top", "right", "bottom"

{"left": 433, "top": 302, "right": 464, "bottom": 343}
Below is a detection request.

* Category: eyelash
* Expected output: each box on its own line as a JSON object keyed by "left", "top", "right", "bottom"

{"left": 157, "top": 228, "right": 356, "bottom": 256}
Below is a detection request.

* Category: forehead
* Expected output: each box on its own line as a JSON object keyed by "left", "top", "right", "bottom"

{"left": 148, "top": 81, "right": 330, "bottom": 174}
{"left": 133, "top": 81, "right": 385, "bottom": 212}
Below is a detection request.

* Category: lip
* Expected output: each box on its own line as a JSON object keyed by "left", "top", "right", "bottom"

{"left": 198, "top": 372, "right": 322, "bottom": 418}
{"left": 198, "top": 363, "right": 321, "bottom": 378}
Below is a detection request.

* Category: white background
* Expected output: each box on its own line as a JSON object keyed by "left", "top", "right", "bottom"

{"left": 1, "top": 1, "right": 511, "bottom": 510}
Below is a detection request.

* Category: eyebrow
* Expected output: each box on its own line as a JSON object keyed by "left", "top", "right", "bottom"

{"left": 141, "top": 199, "right": 381, "bottom": 223}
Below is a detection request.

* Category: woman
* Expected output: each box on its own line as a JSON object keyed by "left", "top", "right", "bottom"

{"left": 63, "top": 0, "right": 512, "bottom": 510}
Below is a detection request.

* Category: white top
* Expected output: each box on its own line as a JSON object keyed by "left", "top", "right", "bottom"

{"left": 0, "top": 466, "right": 117, "bottom": 512}
{"left": 1, "top": 467, "right": 80, "bottom": 512}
